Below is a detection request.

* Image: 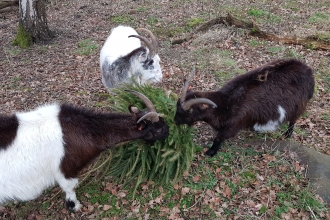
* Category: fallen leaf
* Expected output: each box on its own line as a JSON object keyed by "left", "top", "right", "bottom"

{"left": 103, "top": 205, "right": 111, "bottom": 211}
{"left": 223, "top": 185, "right": 232, "bottom": 199}
{"left": 181, "top": 187, "right": 190, "bottom": 196}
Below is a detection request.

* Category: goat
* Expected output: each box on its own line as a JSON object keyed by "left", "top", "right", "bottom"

{"left": 174, "top": 59, "right": 314, "bottom": 157}
{"left": 100, "top": 25, "right": 162, "bottom": 88}
{"left": 0, "top": 90, "right": 169, "bottom": 211}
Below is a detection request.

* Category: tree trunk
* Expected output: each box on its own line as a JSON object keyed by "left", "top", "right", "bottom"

{"left": 19, "top": 0, "right": 54, "bottom": 43}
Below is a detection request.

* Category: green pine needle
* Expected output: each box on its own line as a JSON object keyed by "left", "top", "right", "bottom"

{"left": 105, "top": 83, "right": 197, "bottom": 192}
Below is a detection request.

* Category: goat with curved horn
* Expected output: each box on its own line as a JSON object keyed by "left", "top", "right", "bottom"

{"left": 100, "top": 25, "right": 163, "bottom": 88}
{"left": 174, "top": 59, "right": 314, "bottom": 157}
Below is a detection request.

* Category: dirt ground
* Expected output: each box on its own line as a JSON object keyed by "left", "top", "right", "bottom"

{"left": 0, "top": 0, "right": 329, "bottom": 219}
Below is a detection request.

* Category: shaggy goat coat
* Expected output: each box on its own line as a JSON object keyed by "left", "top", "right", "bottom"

{"left": 175, "top": 59, "right": 314, "bottom": 156}
{"left": 100, "top": 25, "right": 162, "bottom": 88}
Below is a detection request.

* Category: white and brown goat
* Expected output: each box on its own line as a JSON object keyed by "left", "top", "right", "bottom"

{"left": 0, "top": 90, "right": 169, "bottom": 211}
{"left": 174, "top": 59, "right": 314, "bottom": 156}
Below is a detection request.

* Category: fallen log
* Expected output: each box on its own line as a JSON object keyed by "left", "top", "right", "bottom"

{"left": 172, "top": 13, "right": 330, "bottom": 50}
{"left": 0, "top": 0, "right": 18, "bottom": 12}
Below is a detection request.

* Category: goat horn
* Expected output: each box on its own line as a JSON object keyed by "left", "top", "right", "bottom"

{"left": 137, "top": 112, "right": 159, "bottom": 124}
{"left": 128, "top": 35, "right": 154, "bottom": 57}
{"left": 136, "top": 28, "right": 158, "bottom": 55}
{"left": 125, "top": 90, "right": 159, "bottom": 122}
{"left": 182, "top": 98, "right": 217, "bottom": 111}
{"left": 129, "top": 28, "right": 158, "bottom": 57}
{"left": 180, "top": 68, "right": 195, "bottom": 103}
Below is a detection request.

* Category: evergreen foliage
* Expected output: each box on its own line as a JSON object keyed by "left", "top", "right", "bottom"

{"left": 12, "top": 25, "right": 32, "bottom": 49}
{"left": 106, "top": 84, "right": 197, "bottom": 191}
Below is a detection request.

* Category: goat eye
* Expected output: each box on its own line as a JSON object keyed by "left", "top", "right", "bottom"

{"left": 157, "top": 128, "right": 162, "bottom": 133}
{"left": 148, "top": 60, "right": 154, "bottom": 65}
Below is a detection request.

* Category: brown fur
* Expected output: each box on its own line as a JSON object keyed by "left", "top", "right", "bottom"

{"left": 58, "top": 104, "right": 169, "bottom": 178}
{"left": 0, "top": 115, "right": 19, "bottom": 150}
{"left": 175, "top": 59, "right": 314, "bottom": 156}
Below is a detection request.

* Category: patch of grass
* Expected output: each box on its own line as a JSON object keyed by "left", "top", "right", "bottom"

{"left": 21, "top": 57, "right": 31, "bottom": 64}
{"left": 213, "top": 68, "right": 239, "bottom": 85}
{"left": 76, "top": 39, "right": 98, "bottom": 56}
{"left": 110, "top": 15, "right": 134, "bottom": 25}
{"left": 294, "top": 126, "right": 308, "bottom": 137}
{"left": 314, "top": 31, "right": 330, "bottom": 43}
{"left": 39, "top": 46, "right": 48, "bottom": 54}
{"left": 223, "top": 59, "right": 235, "bottom": 67}
{"left": 248, "top": 9, "right": 269, "bottom": 17}
{"left": 7, "top": 48, "right": 21, "bottom": 56}
{"left": 11, "top": 202, "right": 34, "bottom": 219}
{"left": 249, "top": 38, "right": 265, "bottom": 47}
{"left": 187, "top": 17, "right": 205, "bottom": 28}
{"left": 321, "top": 114, "right": 330, "bottom": 121}
{"left": 136, "top": 6, "right": 147, "bottom": 12}
{"left": 40, "top": 201, "right": 50, "bottom": 211}
{"left": 155, "top": 26, "right": 184, "bottom": 38}
{"left": 284, "top": 48, "right": 303, "bottom": 59}
{"left": 268, "top": 46, "right": 283, "bottom": 54}
{"left": 147, "top": 17, "right": 160, "bottom": 27}
{"left": 13, "top": 77, "right": 21, "bottom": 81}
{"left": 274, "top": 184, "right": 326, "bottom": 218}
{"left": 308, "top": 12, "right": 330, "bottom": 24}
{"left": 248, "top": 9, "right": 281, "bottom": 23}
{"left": 8, "top": 76, "right": 23, "bottom": 88}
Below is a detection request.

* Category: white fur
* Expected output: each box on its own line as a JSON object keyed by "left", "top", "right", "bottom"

{"left": 130, "top": 53, "right": 162, "bottom": 84}
{"left": 0, "top": 104, "right": 81, "bottom": 211}
{"left": 253, "top": 105, "right": 286, "bottom": 132}
{"left": 100, "top": 25, "right": 162, "bottom": 88}
{"left": 100, "top": 25, "right": 141, "bottom": 68}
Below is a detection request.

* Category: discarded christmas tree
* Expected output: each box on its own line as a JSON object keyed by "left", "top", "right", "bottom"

{"left": 106, "top": 83, "right": 197, "bottom": 190}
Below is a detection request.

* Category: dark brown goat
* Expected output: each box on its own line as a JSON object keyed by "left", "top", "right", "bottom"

{"left": 174, "top": 59, "right": 314, "bottom": 156}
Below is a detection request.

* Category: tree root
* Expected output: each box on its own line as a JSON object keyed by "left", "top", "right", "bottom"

{"left": 0, "top": 0, "right": 18, "bottom": 11}
{"left": 172, "top": 13, "right": 330, "bottom": 50}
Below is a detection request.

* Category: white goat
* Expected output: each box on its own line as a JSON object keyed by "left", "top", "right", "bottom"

{"left": 100, "top": 25, "right": 162, "bottom": 88}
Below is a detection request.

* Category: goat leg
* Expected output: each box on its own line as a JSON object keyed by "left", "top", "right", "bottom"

{"left": 205, "top": 136, "right": 224, "bottom": 157}
{"left": 284, "top": 121, "right": 295, "bottom": 138}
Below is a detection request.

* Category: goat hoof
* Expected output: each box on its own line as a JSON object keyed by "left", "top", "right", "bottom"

{"left": 205, "top": 149, "right": 216, "bottom": 157}
{"left": 66, "top": 200, "right": 82, "bottom": 212}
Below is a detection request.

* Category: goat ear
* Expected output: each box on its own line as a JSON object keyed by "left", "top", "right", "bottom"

{"left": 129, "top": 105, "right": 140, "bottom": 114}
{"left": 138, "top": 52, "right": 148, "bottom": 62}
{"left": 199, "top": 103, "right": 209, "bottom": 110}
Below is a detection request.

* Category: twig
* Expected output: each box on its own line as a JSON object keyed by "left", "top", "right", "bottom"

{"left": 79, "top": 150, "right": 113, "bottom": 185}
{"left": 186, "top": 187, "right": 207, "bottom": 210}
{"left": 304, "top": 164, "right": 308, "bottom": 178}
{"left": 308, "top": 205, "right": 318, "bottom": 220}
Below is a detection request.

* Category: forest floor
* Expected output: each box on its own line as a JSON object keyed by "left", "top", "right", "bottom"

{"left": 0, "top": 0, "right": 329, "bottom": 219}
